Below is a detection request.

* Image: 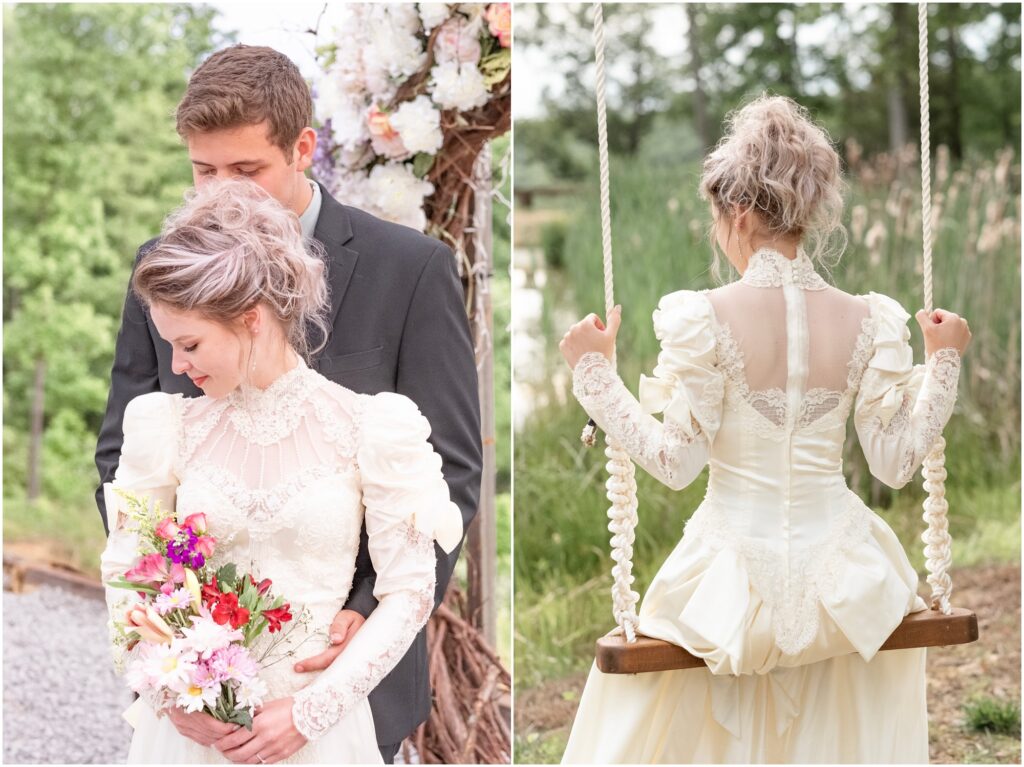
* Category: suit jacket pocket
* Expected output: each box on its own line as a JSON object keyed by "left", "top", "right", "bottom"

{"left": 318, "top": 346, "right": 384, "bottom": 375}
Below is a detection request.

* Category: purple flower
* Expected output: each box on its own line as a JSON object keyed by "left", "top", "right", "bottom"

{"left": 312, "top": 120, "right": 337, "bottom": 189}
{"left": 167, "top": 529, "right": 206, "bottom": 569}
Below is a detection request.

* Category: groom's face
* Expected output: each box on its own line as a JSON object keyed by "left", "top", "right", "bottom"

{"left": 187, "top": 121, "right": 316, "bottom": 217}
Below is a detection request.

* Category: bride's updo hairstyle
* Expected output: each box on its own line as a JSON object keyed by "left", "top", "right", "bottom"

{"left": 699, "top": 93, "right": 847, "bottom": 278}
{"left": 133, "top": 178, "right": 330, "bottom": 360}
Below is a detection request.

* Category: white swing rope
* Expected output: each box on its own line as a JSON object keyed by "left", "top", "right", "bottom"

{"left": 918, "top": 1, "right": 955, "bottom": 614}
{"left": 587, "top": 1, "right": 641, "bottom": 643}
{"left": 586, "top": 2, "right": 953, "bottom": 644}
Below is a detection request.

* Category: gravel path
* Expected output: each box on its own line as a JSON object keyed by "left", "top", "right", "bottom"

{"left": 4, "top": 585, "right": 132, "bottom": 764}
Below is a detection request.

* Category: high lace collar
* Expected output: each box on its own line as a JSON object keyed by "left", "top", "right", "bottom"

{"left": 739, "top": 247, "right": 828, "bottom": 290}
{"left": 226, "top": 357, "right": 323, "bottom": 445}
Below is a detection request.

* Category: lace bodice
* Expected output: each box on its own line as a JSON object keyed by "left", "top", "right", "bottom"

{"left": 572, "top": 248, "right": 961, "bottom": 655}
{"left": 99, "top": 359, "right": 463, "bottom": 750}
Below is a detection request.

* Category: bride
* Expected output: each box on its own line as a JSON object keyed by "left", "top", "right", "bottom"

{"left": 558, "top": 95, "right": 971, "bottom": 763}
{"left": 99, "top": 178, "right": 463, "bottom": 764}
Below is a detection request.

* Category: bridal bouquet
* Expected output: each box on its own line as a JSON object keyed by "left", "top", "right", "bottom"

{"left": 106, "top": 490, "right": 299, "bottom": 729}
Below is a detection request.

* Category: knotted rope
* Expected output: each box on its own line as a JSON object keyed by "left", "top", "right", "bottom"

{"left": 918, "top": 1, "right": 954, "bottom": 614}
{"left": 583, "top": 2, "right": 640, "bottom": 643}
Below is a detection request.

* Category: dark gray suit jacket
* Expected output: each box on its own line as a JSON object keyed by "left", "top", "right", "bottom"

{"left": 94, "top": 182, "right": 483, "bottom": 746}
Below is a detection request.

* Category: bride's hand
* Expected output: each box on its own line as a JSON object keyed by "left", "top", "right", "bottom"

{"left": 213, "top": 697, "right": 307, "bottom": 764}
{"left": 559, "top": 306, "right": 621, "bottom": 369}
{"left": 915, "top": 308, "right": 972, "bottom": 356}
{"left": 165, "top": 707, "right": 242, "bottom": 747}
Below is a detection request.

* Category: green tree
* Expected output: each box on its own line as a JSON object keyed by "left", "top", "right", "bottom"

{"left": 3, "top": 4, "right": 222, "bottom": 541}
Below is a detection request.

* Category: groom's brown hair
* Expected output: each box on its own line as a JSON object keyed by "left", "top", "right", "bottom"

{"left": 175, "top": 44, "right": 313, "bottom": 157}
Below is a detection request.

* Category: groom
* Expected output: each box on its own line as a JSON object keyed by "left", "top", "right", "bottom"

{"left": 94, "top": 44, "right": 483, "bottom": 763}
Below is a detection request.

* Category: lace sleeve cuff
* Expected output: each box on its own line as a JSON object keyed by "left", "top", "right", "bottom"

{"left": 290, "top": 524, "right": 436, "bottom": 741}
{"left": 572, "top": 352, "right": 619, "bottom": 410}
{"left": 914, "top": 346, "right": 961, "bottom": 448}
{"left": 572, "top": 352, "right": 708, "bottom": 490}
{"left": 891, "top": 346, "right": 961, "bottom": 486}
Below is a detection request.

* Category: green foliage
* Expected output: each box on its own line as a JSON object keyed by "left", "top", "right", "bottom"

{"left": 492, "top": 134, "right": 512, "bottom": 493}
{"left": 3, "top": 4, "right": 223, "bottom": 559}
{"left": 515, "top": 729, "right": 570, "bottom": 765}
{"left": 963, "top": 696, "right": 1022, "bottom": 736}
{"left": 216, "top": 563, "right": 239, "bottom": 592}
{"left": 496, "top": 491, "right": 511, "bottom": 663}
{"left": 515, "top": 3, "right": 1021, "bottom": 181}
{"left": 540, "top": 220, "right": 568, "bottom": 271}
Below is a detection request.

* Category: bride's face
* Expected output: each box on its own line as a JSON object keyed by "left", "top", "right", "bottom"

{"left": 150, "top": 303, "right": 249, "bottom": 398}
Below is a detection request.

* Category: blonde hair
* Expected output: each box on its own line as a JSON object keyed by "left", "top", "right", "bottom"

{"left": 133, "top": 178, "right": 330, "bottom": 360}
{"left": 699, "top": 93, "right": 847, "bottom": 279}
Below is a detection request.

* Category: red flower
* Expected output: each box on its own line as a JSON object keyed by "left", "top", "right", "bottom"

{"left": 201, "top": 575, "right": 223, "bottom": 608}
{"left": 248, "top": 574, "right": 273, "bottom": 596}
{"left": 230, "top": 606, "right": 250, "bottom": 629}
{"left": 211, "top": 592, "right": 250, "bottom": 630}
{"left": 262, "top": 604, "right": 293, "bottom": 633}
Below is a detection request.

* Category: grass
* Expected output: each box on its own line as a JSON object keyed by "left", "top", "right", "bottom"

{"left": 964, "top": 696, "right": 1022, "bottom": 736}
{"left": 3, "top": 496, "right": 106, "bottom": 575}
{"left": 515, "top": 729, "right": 570, "bottom": 764}
{"left": 496, "top": 491, "right": 511, "bottom": 664}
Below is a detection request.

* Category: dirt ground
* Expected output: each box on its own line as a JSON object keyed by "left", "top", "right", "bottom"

{"left": 516, "top": 564, "right": 1021, "bottom": 764}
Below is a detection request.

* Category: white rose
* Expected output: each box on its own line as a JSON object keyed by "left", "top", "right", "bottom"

{"left": 391, "top": 96, "right": 443, "bottom": 155}
{"left": 419, "top": 3, "right": 451, "bottom": 32}
{"left": 327, "top": 95, "right": 371, "bottom": 152}
{"left": 366, "top": 163, "right": 434, "bottom": 231}
{"left": 430, "top": 61, "right": 489, "bottom": 111}
{"left": 365, "top": 6, "right": 427, "bottom": 84}
{"left": 334, "top": 171, "right": 373, "bottom": 212}
{"left": 434, "top": 16, "right": 483, "bottom": 65}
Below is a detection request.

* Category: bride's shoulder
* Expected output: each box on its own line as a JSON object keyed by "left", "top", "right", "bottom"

{"left": 651, "top": 288, "right": 717, "bottom": 342}
{"left": 307, "top": 375, "right": 432, "bottom": 441}
{"left": 124, "top": 391, "right": 184, "bottom": 430}
{"left": 852, "top": 290, "right": 912, "bottom": 326}
{"left": 308, "top": 373, "right": 363, "bottom": 413}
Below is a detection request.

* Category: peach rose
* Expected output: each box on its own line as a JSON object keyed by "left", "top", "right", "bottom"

{"left": 485, "top": 4, "right": 511, "bottom": 47}
{"left": 154, "top": 517, "right": 180, "bottom": 541}
{"left": 367, "top": 105, "right": 409, "bottom": 159}
{"left": 181, "top": 513, "right": 208, "bottom": 535}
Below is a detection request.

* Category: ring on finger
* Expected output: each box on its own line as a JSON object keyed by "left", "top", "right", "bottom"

{"left": 257, "top": 754, "right": 266, "bottom": 764}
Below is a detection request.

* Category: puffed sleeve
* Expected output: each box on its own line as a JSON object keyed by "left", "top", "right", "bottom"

{"left": 572, "top": 290, "right": 724, "bottom": 491}
{"left": 291, "top": 392, "right": 461, "bottom": 741}
{"left": 99, "top": 392, "right": 181, "bottom": 717}
{"left": 854, "top": 292, "right": 962, "bottom": 489}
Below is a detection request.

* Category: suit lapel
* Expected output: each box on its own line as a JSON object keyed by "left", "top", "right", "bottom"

{"left": 312, "top": 182, "right": 359, "bottom": 337}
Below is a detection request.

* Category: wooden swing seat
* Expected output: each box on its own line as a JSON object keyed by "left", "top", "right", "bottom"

{"left": 595, "top": 606, "right": 978, "bottom": 674}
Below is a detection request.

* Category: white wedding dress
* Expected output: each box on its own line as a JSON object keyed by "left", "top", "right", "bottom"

{"left": 562, "top": 248, "right": 962, "bottom": 763}
{"left": 99, "top": 359, "right": 463, "bottom": 764}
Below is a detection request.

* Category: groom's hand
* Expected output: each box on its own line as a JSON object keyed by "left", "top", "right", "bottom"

{"left": 292, "top": 609, "right": 366, "bottom": 673}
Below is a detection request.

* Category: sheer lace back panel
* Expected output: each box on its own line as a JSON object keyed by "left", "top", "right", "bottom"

{"left": 705, "top": 250, "right": 873, "bottom": 435}
{"left": 571, "top": 247, "right": 962, "bottom": 658}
